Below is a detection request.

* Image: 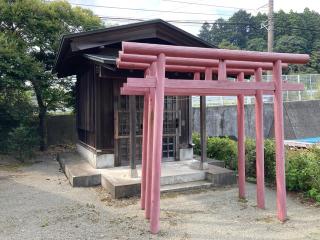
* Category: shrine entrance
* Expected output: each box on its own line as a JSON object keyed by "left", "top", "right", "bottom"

{"left": 115, "top": 95, "right": 179, "bottom": 166}
{"left": 117, "top": 41, "right": 309, "bottom": 234}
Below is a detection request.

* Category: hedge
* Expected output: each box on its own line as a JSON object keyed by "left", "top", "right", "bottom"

{"left": 192, "top": 133, "right": 320, "bottom": 203}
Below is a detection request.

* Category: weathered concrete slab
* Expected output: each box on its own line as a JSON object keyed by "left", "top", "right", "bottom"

{"left": 160, "top": 180, "right": 213, "bottom": 193}
{"left": 59, "top": 153, "right": 236, "bottom": 198}
{"left": 58, "top": 152, "right": 101, "bottom": 187}
{"left": 206, "top": 165, "right": 237, "bottom": 186}
{"left": 101, "top": 160, "right": 235, "bottom": 198}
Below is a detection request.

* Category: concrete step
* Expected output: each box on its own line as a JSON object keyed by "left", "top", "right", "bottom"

{"left": 160, "top": 180, "right": 213, "bottom": 194}
{"left": 160, "top": 172, "right": 206, "bottom": 186}
{"left": 58, "top": 152, "right": 101, "bottom": 187}
{"left": 206, "top": 165, "right": 237, "bottom": 186}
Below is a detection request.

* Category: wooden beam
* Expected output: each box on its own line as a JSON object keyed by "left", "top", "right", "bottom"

{"left": 122, "top": 41, "right": 310, "bottom": 64}
{"left": 119, "top": 53, "right": 289, "bottom": 70}
{"left": 126, "top": 78, "right": 304, "bottom": 91}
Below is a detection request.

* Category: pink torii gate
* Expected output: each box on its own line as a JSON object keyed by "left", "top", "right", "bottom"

{"left": 116, "top": 42, "right": 309, "bottom": 234}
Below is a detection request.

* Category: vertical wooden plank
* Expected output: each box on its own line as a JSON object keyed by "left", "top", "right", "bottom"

{"left": 237, "top": 72, "right": 246, "bottom": 199}
{"left": 129, "top": 95, "right": 137, "bottom": 177}
{"left": 273, "top": 60, "right": 287, "bottom": 221}
{"left": 175, "top": 97, "right": 180, "bottom": 161}
{"left": 255, "top": 67, "right": 265, "bottom": 209}
{"left": 188, "top": 96, "right": 193, "bottom": 145}
{"left": 199, "top": 68, "right": 212, "bottom": 169}
{"left": 150, "top": 53, "right": 165, "bottom": 234}
{"left": 200, "top": 96, "right": 206, "bottom": 170}
{"left": 95, "top": 65, "right": 102, "bottom": 150}
{"left": 113, "top": 79, "right": 120, "bottom": 166}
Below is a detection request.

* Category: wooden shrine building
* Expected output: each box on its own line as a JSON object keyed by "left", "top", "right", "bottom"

{"left": 54, "top": 19, "right": 214, "bottom": 168}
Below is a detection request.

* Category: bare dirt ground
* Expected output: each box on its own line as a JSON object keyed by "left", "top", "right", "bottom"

{"left": 1, "top": 152, "right": 320, "bottom": 240}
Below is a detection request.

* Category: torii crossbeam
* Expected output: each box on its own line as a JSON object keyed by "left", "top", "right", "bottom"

{"left": 116, "top": 42, "right": 309, "bottom": 234}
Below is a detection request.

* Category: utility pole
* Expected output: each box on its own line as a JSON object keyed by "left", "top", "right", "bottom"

{"left": 268, "top": 0, "right": 274, "bottom": 52}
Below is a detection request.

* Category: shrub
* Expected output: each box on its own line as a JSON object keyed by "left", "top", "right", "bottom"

{"left": 285, "top": 147, "right": 320, "bottom": 202}
{"left": 7, "top": 124, "right": 38, "bottom": 162}
{"left": 192, "top": 133, "right": 201, "bottom": 155}
{"left": 264, "top": 139, "right": 276, "bottom": 183}
{"left": 207, "top": 136, "right": 237, "bottom": 169}
{"left": 192, "top": 133, "right": 237, "bottom": 169}
{"left": 245, "top": 138, "right": 256, "bottom": 177}
{"left": 192, "top": 132, "right": 320, "bottom": 202}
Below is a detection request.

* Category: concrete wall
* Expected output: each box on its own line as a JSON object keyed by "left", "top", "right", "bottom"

{"left": 193, "top": 100, "right": 320, "bottom": 140}
{"left": 46, "top": 100, "right": 320, "bottom": 146}
{"left": 47, "top": 114, "right": 77, "bottom": 146}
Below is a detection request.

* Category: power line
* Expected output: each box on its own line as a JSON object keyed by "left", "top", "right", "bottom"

{"left": 99, "top": 16, "right": 320, "bottom": 32}
{"left": 62, "top": 1, "right": 234, "bottom": 17}
{"left": 161, "top": 0, "right": 259, "bottom": 11}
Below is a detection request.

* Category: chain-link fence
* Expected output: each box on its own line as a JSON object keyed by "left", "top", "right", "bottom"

{"left": 192, "top": 74, "right": 320, "bottom": 107}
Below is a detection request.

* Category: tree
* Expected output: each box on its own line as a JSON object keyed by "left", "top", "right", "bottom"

{"left": 198, "top": 9, "right": 320, "bottom": 73}
{"left": 218, "top": 39, "right": 240, "bottom": 50}
{"left": 0, "top": 0, "right": 104, "bottom": 150}
{"left": 246, "top": 38, "right": 267, "bottom": 52}
{"left": 227, "top": 10, "right": 253, "bottom": 49}
{"left": 198, "top": 22, "right": 213, "bottom": 44}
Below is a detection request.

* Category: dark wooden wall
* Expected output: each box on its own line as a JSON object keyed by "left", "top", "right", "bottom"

{"left": 76, "top": 63, "right": 96, "bottom": 148}
{"left": 76, "top": 63, "right": 192, "bottom": 161}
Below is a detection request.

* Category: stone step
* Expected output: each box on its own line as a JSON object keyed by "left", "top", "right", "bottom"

{"left": 160, "top": 172, "right": 206, "bottom": 186}
{"left": 58, "top": 152, "right": 101, "bottom": 187}
{"left": 160, "top": 180, "right": 213, "bottom": 194}
{"left": 205, "top": 165, "right": 237, "bottom": 186}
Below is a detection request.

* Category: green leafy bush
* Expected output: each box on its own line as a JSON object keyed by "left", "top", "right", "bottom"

{"left": 7, "top": 124, "right": 39, "bottom": 162}
{"left": 207, "top": 137, "right": 237, "bottom": 169}
{"left": 192, "top": 133, "right": 320, "bottom": 203}
{"left": 192, "top": 133, "right": 237, "bottom": 169}
{"left": 286, "top": 148, "right": 320, "bottom": 196}
{"left": 192, "top": 133, "right": 201, "bottom": 156}
{"left": 245, "top": 138, "right": 256, "bottom": 178}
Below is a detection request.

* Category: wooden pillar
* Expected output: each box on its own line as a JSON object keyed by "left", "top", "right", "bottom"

{"left": 145, "top": 63, "right": 157, "bottom": 219}
{"left": 273, "top": 60, "right": 287, "bottom": 221}
{"left": 200, "top": 96, "right": 206, "bottom": 169}
{"left": 255, "top": 67, "right": 265, "bottom": 209}
{"left": 141, "top": 91, "right": 149, "bottom": 210}
{"left": 237, "top": 72, "right": 246, "bottom": 199}
{"left": 150, "top": 53, "right": 165, "bottom": 234}
{"left": 199, "top": 68, "right": 213, "bottom": 169}
{"left": 145, "top": 89, "right": 154, "bottom": 219}
{"left": 218, "top": 60, "right": 227, "bottom": 81}
{"left": 129, "top": 95, "right": 137, "bottom": 178}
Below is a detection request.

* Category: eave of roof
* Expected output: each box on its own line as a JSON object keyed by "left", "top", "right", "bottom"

{"left": 53, "top": 19, "right": 215, "bottom": 76}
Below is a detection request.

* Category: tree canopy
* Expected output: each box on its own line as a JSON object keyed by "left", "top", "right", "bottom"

{"left": 0, "top": 0, "right": 104, "bottom": 151}
{"left": 199, "top": 8, "right": 320, "bottom": 73}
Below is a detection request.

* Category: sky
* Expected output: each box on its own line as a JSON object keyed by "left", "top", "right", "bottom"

{"left": 68, "top": 0, "right": 320, "bottom": 35}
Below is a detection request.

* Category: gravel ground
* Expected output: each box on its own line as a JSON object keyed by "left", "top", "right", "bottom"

{"left": 1, "top": 153, "right": 320, "bottom": 240}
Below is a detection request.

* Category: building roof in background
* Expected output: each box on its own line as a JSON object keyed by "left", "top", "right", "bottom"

{"left": 54, "top": 19, "right": 215, "bottom": 77}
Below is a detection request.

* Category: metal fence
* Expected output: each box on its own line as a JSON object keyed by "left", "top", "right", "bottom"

{"left": 192, "top": 74, "right": 320, "bottom": 107}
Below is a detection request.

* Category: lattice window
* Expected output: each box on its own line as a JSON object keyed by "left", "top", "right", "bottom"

{"left": 117, "top": 95, "right": 178, "bottom": 165}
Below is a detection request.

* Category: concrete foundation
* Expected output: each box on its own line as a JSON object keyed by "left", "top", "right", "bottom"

{"left": 179, "top": 148, "right": 193, "bottom": 160}
{"left": 58, "top": 152, "right": 236, "bottom": 199}
{"left": 76, "top": 143, "right": 114, "bottom": 169}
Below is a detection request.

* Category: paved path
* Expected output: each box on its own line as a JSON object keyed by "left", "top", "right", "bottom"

{"left": 1, "top": 154, "right": 320, "bottom": 240}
